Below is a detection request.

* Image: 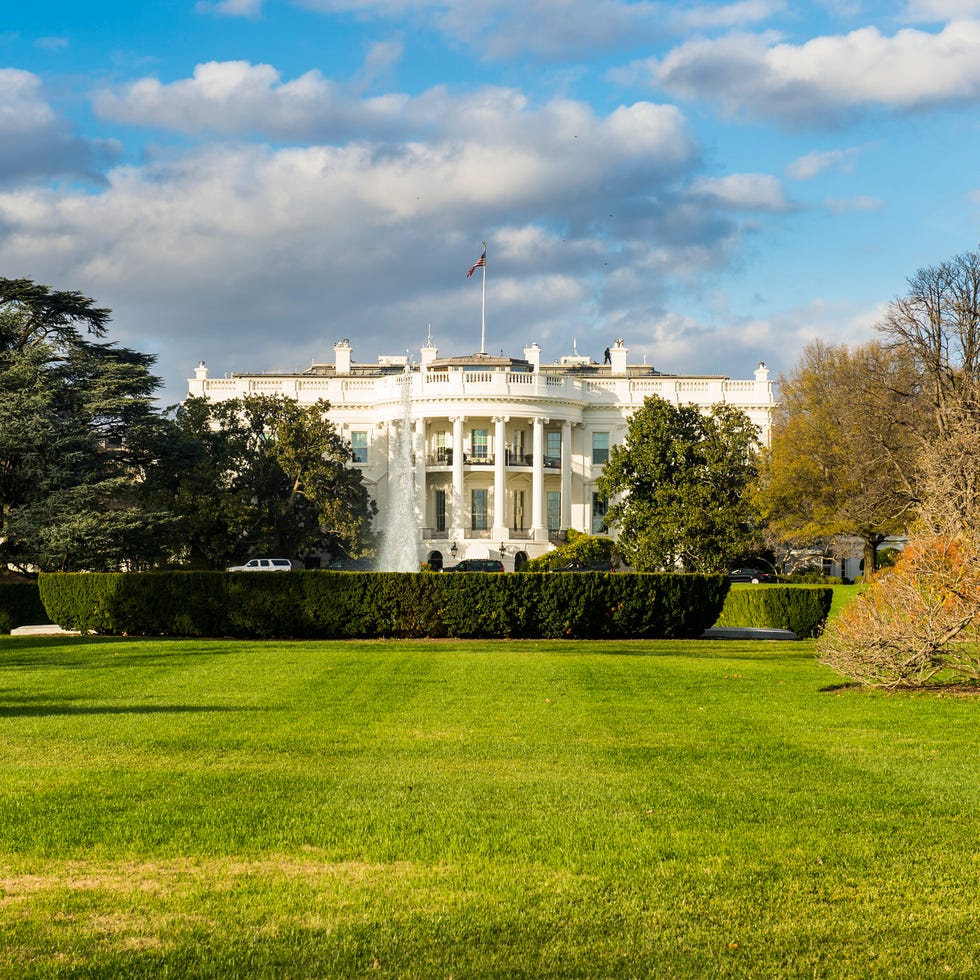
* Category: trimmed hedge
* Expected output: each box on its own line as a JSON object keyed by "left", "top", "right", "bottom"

{"left": 714, "top": 585, "right": 833, "bottom": 639}
{"left": 0, "top": 582, "right": 48, "bottom": 634}
{"left": 38, "top": 571, "right": 730, "bottom": 640}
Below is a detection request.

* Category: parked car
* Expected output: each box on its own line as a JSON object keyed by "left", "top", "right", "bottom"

{"left": 225, "top": 558, "right": 293, "bottom": 572}
{"left": 443, "top": 559, "right": 505, "bottom": 572}
{"left": 550, "top": 560, "right": 617, "bottom": 573}
{"left": 728, "top": 567, "right": 774, "bottom": 584}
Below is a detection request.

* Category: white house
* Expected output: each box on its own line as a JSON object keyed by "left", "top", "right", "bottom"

{"left": 188, "top": 337, "right": 776, "bottom": 569}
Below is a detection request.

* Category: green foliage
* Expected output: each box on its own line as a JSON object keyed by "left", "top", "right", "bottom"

{"left": 596, "top": 395, "right": 760, "bottom": 572}
{"left": 756, "top": 340, "right": 921, "bottom": 574}
{"left": 714, "top": 585, "right": 833, "bottom": 638}
{"left": 0, "top": 278, "right": 176, "bottom": 571}
{"left": 521, "top": 530, "right": 617, "bottom": 571}
{"left": 39, "top": 571, "right": 729, "bottom": 640}
{"left": 0, "top": 581, "right": 47, "bottom": 632}
{"left": 161, "top": 394, "right": 376, "bottom": 568}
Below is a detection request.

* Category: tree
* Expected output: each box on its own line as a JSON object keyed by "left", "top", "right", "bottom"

{"left": 879, "top": 248, "right": 980, "bottom": 436}
{"left": 595, "top": 395, "right": 759, "bottom": 572}
{"left": 757, "top": 339, "right": 923, "bottom": 575}
{"left": 0, "top": 278, "right": 175, "bottom": 571}
{"left": 159, "top": 394, "right": 376, "bottom": 568}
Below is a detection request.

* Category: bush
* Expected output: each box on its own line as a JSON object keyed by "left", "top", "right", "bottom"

{"left": 38, "top": 571, "right": 729, "bottom": 641}
{"left": 818, "top": 537, "right": 980, "bottom": 687}
{"left": 714, "top": 586, "right": 833, "bottom": 639}
{"left": 522, "top": 531, "right": 618, "bottom": 572}
{"left": 0, "top": 582, "right": 48, "bottom": 633}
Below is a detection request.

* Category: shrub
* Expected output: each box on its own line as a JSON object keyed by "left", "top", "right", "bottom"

{"left": 818, "top": 537, "right": 980, "bottom": 687}
{"left": 0, "top": 582, "right": 48, "bottom": 633}
{"left": 522, "top": 531, "right": 618, "bottom": 572}
{"left": 714, "top": 586, "right": 833, "bottom": 639}
{"left": 38, "top": 571, "right": 729, "bottom": 640}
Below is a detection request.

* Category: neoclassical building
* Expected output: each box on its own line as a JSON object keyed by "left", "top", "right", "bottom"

{"left": 188, "top": 338, "right": 776, "bottom": 569}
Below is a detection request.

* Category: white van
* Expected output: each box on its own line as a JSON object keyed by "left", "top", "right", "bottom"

{"left": 225, "top": 558, "right": 293, "bottom": 572}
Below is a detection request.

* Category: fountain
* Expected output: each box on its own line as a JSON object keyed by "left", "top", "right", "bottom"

{"left": 377, "top": 369, "right": 420, "bottom": 571}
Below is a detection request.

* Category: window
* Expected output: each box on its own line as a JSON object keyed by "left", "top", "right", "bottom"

{"left": 546, "top": 431, "right": 561, "bottom": 467}
{"left": 592, "top": 492, "right": 608, "bottom": 534}
{"left": 471, "top": 489, "right": 488, "bottom": 530}
{"left": 511, "top": 429, "right": 526, "bottom": 464}
{"left": 547, "top": 491, "right": 561, "bottom": 532}
{"left": 434, "top": 431, "right": 450, "bottom": 464}
{"left": 471, "top": 428, "right": 489, "bottom": 460}
{"left": 592, "top": 432, "right": 609, "bottom": 465}
{"left": 512, "top": 490, "right": 525, "bottom": 530}
{"left": 435, "top": 489, "right": 447, "bottom": 532}
{"left": 351, "top": 431, "right": 368, "bottom": 463}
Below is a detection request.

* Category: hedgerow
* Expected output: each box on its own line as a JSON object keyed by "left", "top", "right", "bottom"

{"left": 38, "top": 571, "right": 729, "bottom": 640}
{"left": 714, "top": 585, "right": 833, "bottom": 639}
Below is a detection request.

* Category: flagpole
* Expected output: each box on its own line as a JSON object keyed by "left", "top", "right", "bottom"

{"left": 480, "top": 240, "right": 487, "bottom": 354}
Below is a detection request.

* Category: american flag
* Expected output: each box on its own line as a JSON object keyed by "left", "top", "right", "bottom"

{"left": 466, "top": 248, "right": 486, "bottom": 278}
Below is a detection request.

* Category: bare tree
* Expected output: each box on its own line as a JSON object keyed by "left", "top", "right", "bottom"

{"left": 757, "top": 339, "right": 922, "bottom": 574}
{"left": 879, "top": 248, "right": 980, "bottom": 435}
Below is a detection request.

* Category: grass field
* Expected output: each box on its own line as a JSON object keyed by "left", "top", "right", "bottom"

{"left": 1, "top": 629, "right": 978, "bottom": 977}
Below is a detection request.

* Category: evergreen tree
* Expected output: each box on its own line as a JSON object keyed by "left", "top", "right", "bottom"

{"left": 595, "top": 395, "right": 759, "bottom": 572}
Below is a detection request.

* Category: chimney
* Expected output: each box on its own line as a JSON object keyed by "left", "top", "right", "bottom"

{"left": 334, "top": 339, "right": 352, "bottom": 375}
{"left": 609, "top": 338, "right": 628, "bottom": 374}
{"left": 524, "top": 342, "right": 541, "bottom": 371}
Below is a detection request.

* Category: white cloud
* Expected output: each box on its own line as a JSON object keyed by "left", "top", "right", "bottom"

{"left": 0, "top": 87, "right": 721, "bottom": 400}
{"left": 690, "top": 173, "right": 790, "bottom": 211}
{"left": 641, "top": 20, "right": 980, "bottom": 123}
{"left": 903, "top": 1, "right": 980, "bottom": 19}
{"left": 93, "top": 62, "right": 698, "bottom": 185}
{"left": 294, "top": 0, "right": 781, "bottom": 60}
{"left": 786, "top": 146, "right": 862, "bottom": 180}
{"left": 0, "top": 69, "right": 118, "bottom": 185}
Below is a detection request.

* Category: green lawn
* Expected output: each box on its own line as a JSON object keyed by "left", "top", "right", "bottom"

{"left": 0, "top": 633, "right": 977, "bottom": 977}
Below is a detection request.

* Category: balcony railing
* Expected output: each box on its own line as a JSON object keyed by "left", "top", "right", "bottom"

{"left": 423, "top": 451, "right": 561, "bottom": 468}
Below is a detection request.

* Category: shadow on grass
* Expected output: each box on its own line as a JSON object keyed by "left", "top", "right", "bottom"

{"left": 0, "top": 698, "right": 252, "bottom": 718}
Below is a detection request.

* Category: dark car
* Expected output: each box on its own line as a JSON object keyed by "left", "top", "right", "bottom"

{"left": 444, "top": 559, "right": 505, "bottom": 572}
{"left": 728, "top": 567, "right": 774, "bottom": 584}
{"left": 550, "top": 560, "right": 617, "bottom": 573}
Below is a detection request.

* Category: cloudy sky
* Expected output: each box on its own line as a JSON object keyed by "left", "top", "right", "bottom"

{"left": 3, "top": 1, "right": 980, "bottom": 401}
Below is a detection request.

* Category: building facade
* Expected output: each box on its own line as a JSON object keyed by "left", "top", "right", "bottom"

{"left": 188, "top": 338, "right": 776, "bottom": 569}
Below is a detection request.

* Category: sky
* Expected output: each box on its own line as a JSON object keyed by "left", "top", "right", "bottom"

{"left": 3, "top": 1, "right": 980, "bottom": 402}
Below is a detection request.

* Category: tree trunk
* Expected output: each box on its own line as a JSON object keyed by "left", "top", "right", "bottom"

{"left": 863, "top": 534, "right": 885, "bottom": 577}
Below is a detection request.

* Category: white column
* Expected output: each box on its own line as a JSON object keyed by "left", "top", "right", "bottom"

{"left": 492, "top": 416, "right": 508, "bottom": 537}
{"left": 531, "top": 416, "right": 546, "bottom": 537}
{"left": 414, "top": 417, "right": 426, "bottom": 536}
{"left": 560, "top": 420, "right": 572, "bottom": 530}
{"left": 451, "top": 415, "right": 465, "bottom": 536}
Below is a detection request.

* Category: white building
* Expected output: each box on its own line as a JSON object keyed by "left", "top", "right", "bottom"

{"left": 188, "top": 337, "right": 776, "bottom": 570}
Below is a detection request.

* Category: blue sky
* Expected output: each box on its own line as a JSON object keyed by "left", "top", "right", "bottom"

{"left": 3, "top": 1, "right": 980, "bottom": 400}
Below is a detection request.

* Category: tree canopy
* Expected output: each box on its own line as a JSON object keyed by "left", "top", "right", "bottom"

{"left": 1, "top": 277, "right": 376, "bottom": 572}
{"left": 757, "top": 339, "right": 922, "bottom": 574}
{"left": 159, "top": 394, "right": 377, "bottom": 568}
{"left": 595, "top": 395, "right": 759, "bottom": 572}
{"left": 0, "top": 278, "right": 174, "bottom": 571}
